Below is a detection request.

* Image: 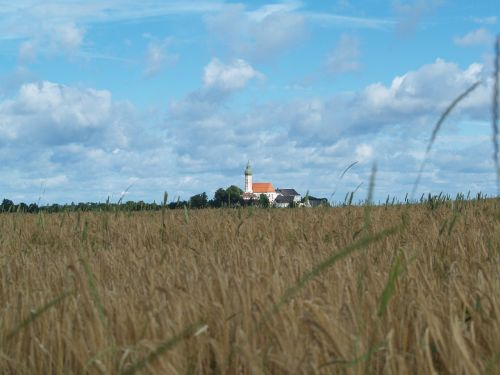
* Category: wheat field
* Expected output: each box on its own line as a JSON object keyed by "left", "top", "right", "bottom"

{"left": 0, "top": 200, "right": 499, "bottom": 374}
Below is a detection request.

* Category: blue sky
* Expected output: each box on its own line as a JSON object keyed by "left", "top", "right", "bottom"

{"left": 0, "top": 0, "right": 498, "bottom": 204}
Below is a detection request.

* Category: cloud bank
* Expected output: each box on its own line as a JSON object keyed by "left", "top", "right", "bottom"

{"left": 0, "top": 57, "right": 496, "bottom": 204}
{"left": 454, "top": 28, "right": 495, "bottom": 47}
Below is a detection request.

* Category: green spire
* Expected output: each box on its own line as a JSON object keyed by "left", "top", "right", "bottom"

{"left": 245, "top": 161, "right": 252, "bottom": 176}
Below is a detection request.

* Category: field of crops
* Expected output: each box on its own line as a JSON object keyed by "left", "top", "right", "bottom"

{"left": 0, "top": 199, "right": 499, "bottom": 374}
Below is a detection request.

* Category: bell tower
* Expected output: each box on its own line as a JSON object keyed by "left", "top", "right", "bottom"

{"left": 244, "top": 161, "right": 253, "bottom": 193}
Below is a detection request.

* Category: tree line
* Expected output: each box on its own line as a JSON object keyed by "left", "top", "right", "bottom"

{"left": 0, "top": 185, "right": 273, "bottom": 213}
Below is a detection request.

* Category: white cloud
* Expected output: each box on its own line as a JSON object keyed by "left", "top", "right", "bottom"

{"left": 0, "top": 79, "right": 182, "bottom": 203}
{"left": 283, "top": 59, "right": 484, "bottom": 141}
{"left": 15, "top": 22, "right": 85, "bottom": 61}
{"left": 34, "top": 175, "right": 69, "bottom": 188}
{"left": 51, "top": 22, "right": 85, "bottom": 52}
{"left": 168, "top": 58, "right": 263, "bottom": 121}
{"left": 0, "top": 67, "right": 37, "bottom": 98}
{"left": 355, "top": 144, "right": 374, "bottom": 163}
{"left": 304, "top": 13, "right": 394, "bottom": 30}
{"left": 0, "top": 81, "right": 142, "bottom": 148}
{"left": 326, "top": 34, "right": 361, "bottom": 75}
{"left": 0, "top": 1, "right": 225, "bottom": 41}
{"left": 356, "top": 59, "right": 487, "bottom": 122}
{"left": 454, "top": 28, "right": 494, "bottom": 47}
{"left": 19, "top": 41, "right": 36, "bottom": 62}
{"left": 205, "top": 3, "right": 306, "bottom": 60}
{"left": 242, "top": 59, "right": 490, "bottom": 149}
{"left": 163, "top": 56, "right": 496, "bottom": 203}
{"left": 144, "top": 38, "right": 179, "bottom": 77}
{"left": 2, "top": 1, "right": 225, "bottom": 63}
{"left": 203, "top": 58, "right": 263, "bottom": 91}
{"left": 472, "top": 16, "right": 497, "bottom": 25}
{"left": 247, "top": 1, "right": 303, "bottom": 22}
{"left": 393, "top": 0, "right": 443, "bottom": 34}
{"left": 17, "top": 81, "right": 110, "bottom": 127}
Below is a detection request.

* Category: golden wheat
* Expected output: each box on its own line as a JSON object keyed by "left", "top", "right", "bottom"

{"left": 0, "top": 201, "right": 499, "bottom": 374}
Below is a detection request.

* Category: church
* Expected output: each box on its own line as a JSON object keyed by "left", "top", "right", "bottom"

{"left": 241, "top": 161, "right": 301, "bottom": 205}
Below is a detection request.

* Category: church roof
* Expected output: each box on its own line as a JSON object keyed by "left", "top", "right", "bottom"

{"left": 252, "top": 182, "right": 275, "bottom": 193}
{"left": 276, "top": 188, "right": 300, "bottom": 196}
{"left": 275, "top": 195, "right": 294, "bottom": 204}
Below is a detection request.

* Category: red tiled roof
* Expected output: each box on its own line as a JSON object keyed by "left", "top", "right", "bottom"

{"left": 252, "top": 182, "right": 275, "bottom": 193}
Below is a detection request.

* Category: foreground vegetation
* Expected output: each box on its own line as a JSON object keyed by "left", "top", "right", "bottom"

{"left": 0, "top": 198, "right": 499, "bottom": 374}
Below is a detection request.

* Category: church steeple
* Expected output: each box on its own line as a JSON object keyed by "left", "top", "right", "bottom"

{"left": 244, "top": 161, "right": 253, "bottom": 193}
{"left": 245, "top": 160, "right": 252, "bottom": 176}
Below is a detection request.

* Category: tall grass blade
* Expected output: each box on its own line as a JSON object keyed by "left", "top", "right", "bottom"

{"left": 304, "top": 190, "right": 310, "bottom": 206}
{"left": 330, "top": 161, "right": 358, "bottom": 201}
{"left": 319, "top": 343, "right": 385, "bottom": 369}
{"left": 121, "top": 322, "right": 205, "bottom": 375}
{"left": 492, "top": 36, "right": 499, "bottom": 195}
{"left": 261, "top": 222, "right": 403, "bottom": 328}
{"left": 353, "top": 182, "right": 363, "bottom": 195}
{"left": 348, "top": 191, "right": 354, "bottom": 206}
{"left": 37, "top": 211, "right": 45, "bottom": 229}
{"left": 412, "top": 81, "right": 481, "bottom": 198}
{"left": 223, "top": 222, "right": 403, "bottom": 371}
{"left": 447, "top": 212, "right": 459, "bottom": 236}
{"left": 364, "top": 163, "right": 377, "bottom": 233}
{"left": 6, "top": 289, "right": 73, "bottom": 340}
{"left": 117, "top": 183, "right": 134, "bottom": 205}
{"left": 79, "top": 251, "right": 107, "bottom": 327}
{"left": 85, "top": 345, "right": 133, "bottom": 371}
{"left": 161, "top": 191, "right": 168, "bottom": 240}
{"left": 485, "top": 351, "right": 500, "bottom": 375}
{"left": 377, "top": 253, "right": 403, "bottom": 316}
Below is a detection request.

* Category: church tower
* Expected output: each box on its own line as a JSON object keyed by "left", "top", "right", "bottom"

{"left": 244, "top": 161, "right": 253, "bottom": 193}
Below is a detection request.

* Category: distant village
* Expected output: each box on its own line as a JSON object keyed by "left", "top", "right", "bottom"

{"left": 241, "top": 161, "right": 327, "bottom": 208}
{"left": 0, "top": 162, "right": 328, "bottom": 213}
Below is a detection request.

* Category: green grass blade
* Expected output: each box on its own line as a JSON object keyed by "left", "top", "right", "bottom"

{"left": 492, "top": 36, "right": 499, "bottom": 195}
{"left": 161, "top": 191, "right": 168, "bottom": 240}
{"left": 261, "top": 222, "right": 403, "bottom": 330}
{"left": 364, "top": 163, "right": 377, "bottom": 233}
{"left": 319, "top": 343, "right": 385, "bottom": 369}
{"left": 223, "top": 221, "right": 403, "bottom": 371}
{"left": 330, "top": 161, "right": 358, "bottom": 201}
{"left": 412, "top": 81, "right": 481, "bottom": 199}
{"left": 485, "top": 351, "right": 500, "bottom": 375}
{"left": 79, "top": 251, "right": 107, "bottom": 327}
{"left": 377, "top": 253, "right": 403, "bottom": 316}
{"left": 117, "top": 183, "right": 134, "bottom": 205}
{"left": 6, "top": 289, "right": 74, "bottom": 340}
{"left": 85, "top": 345, "right": 134, "bottom": 371}
{"left": 447, "top": 212, "right": 459, "bottom": 236}
{"left": 121, "top": 322, "right": 205, "bottom": 375}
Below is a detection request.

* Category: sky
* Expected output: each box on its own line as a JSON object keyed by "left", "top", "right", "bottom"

{"left": 0, "top": 0, "right": 498, "bottom": 205}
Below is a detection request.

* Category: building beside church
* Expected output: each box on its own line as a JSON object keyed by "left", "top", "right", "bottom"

{"left": 242, "top": 161, "right": 300, "bottom": 206}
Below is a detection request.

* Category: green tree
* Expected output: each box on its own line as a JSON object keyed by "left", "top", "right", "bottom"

{"left": 213, "top": 188, "right": 227, "bottom": 207}
{"left": 259, "top": 194, "right": 270, "bottom": 208}
{"left": 212, "top": 186, "right": 243, "bottom": 207}
{"left": 28, "top": 203, "right": 39, "bottom": 213}
{"left": 190, "top": 192, "right": 208, "bottom": 209}
{"left": 226, "top": 185, "right": 243, "bottom": 206}
{"left": 1, "top": 199, "right": 14, "bottom": 212}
